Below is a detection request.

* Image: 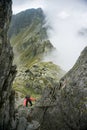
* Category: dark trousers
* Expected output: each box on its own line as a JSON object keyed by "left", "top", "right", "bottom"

{"left": 26, "top": 99, "right": 32, "bottom": 107}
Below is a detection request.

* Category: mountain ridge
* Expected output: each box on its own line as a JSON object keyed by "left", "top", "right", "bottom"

{"left": 8, "top": 8, "right": 45, "bottom": 37}
{"left": 9, "top": 8, "right": 65, "bottom": 103}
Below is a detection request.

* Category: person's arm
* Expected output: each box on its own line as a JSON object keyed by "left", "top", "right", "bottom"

{"left": 23, "top": 99, "right": 27, "bottom": 106}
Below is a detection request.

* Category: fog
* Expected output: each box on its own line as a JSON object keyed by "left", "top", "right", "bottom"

{"left": 12, "top": 0, "right": 45, "bottom": 14}
{"left": 13, "top": 0, "right": 87, "bottom": 71}
{"left": 43, "top": 0, "right": 87, "bottom": 71}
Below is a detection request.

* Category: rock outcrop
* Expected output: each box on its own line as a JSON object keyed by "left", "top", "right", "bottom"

{"left": 31, "top": 47, "right": 87, "bottom": 130}
{"left": 0, "top": 0, "right": 16, "bottom": 129}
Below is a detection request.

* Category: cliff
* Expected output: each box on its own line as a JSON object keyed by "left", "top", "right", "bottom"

{"left": 31, "top": 47, "right": 87, "bottom": 130}
{"left": 0, "top": 1, "right": 40, "bottom": 130}
{"left": 0, "top": 0, "right": 16, "bottom": 129}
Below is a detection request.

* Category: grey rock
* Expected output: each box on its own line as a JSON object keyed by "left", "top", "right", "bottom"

{"left": 17, "top": 117, "right": 27, "bottom": 130}
{"left": 26, "top": 120, "right": 40, "bottom": 130}
{"left": 0, "top": 0, "right": 17, "bottom": 130}
{"left": 32, "top": 47, "right": 87, "bottom": 130}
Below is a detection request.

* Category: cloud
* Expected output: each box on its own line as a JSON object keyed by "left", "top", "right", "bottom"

{"left": 12, "top": 0, "right": 87, "bottom": 71}
{"left": 12, "top": 0, "right": 45, "bottom": 14}
{"left": 42, "top": 0, "right": 87, "bottom": 71}
{"left": 58, "top": 11, "right": 70, "bottom": 19}
{"left": 13, "top": 0, "right": 33, "bottom": 6}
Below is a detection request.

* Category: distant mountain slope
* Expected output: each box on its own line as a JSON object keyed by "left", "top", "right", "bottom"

{"left": 9, "top": 8, "right": 45, "bottom": 38}
{"left": 8, "top": 8, "right": 65, "bottom": 106}
{"left": 9, "top": 8, "right": 54, "bottom": 67}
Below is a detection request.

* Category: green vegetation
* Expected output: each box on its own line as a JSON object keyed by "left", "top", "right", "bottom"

{"left": 9, "top": 8, "right": 65, "bottom": 107}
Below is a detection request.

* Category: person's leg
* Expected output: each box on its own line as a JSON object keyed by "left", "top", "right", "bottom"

{"left": 29, "top": 100, "right": 32, "bottom": 106}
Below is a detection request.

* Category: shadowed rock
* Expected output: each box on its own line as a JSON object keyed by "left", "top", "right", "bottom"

{"left": 0, "top": 0, "right": 17, "bottom": 129}
{"left": 0, "top": 1, "right": 40, "bottom": 130}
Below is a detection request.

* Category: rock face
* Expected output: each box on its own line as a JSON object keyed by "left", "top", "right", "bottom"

{"left": 0, "top": 1, "right": 40, "bottom": 130}
{"left": 0, "top": 0, "right": 16, "bottom": 129}
{"left": 32, "top": 47, "right": 87, "bottom": 130}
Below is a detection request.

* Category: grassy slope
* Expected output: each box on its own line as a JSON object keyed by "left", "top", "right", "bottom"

{"left": 9, "top": 9, "right": 65, "bottom": 106}
{"left": 11, "top": 18, "right": 53, "bottom": 67}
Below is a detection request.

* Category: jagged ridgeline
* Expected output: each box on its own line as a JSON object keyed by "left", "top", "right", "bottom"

{"left": 8, "top": 8, "right": 51, "bottom": 65}
{"left": 8, "top": 8, "right": 65, "bottom": 106}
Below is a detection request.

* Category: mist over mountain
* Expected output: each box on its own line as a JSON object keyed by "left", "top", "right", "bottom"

{"left": 42, "top": 0, "right": 87, "bottom": 71}
{"left": 8, "top": 8, "right": 54, "bottom": 66}
{"left": 12, "top": 0, "right": 87, "bottom": 71}
{"left": 8, "top": 8, "right": 64, "bottom": 103}
{"left": 9, "top": 8, "right": 45, "bottom": 38}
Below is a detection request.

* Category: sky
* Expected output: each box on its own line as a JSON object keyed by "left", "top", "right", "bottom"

{"left": 12, "top": 0, "right": 87, "bottom": 71}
